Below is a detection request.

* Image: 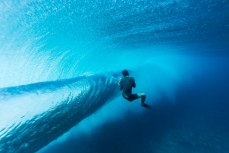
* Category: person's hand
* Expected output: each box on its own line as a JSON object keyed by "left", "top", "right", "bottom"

{"left": 118, "top": 80, "right": 121, "bottom": 85}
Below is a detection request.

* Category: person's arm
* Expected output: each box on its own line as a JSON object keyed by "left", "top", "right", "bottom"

{"left": 119, "top": 79, "right": 123, "bottom": 90}
{"left": 132, "top": 78, "right": 136, "bottom": 88}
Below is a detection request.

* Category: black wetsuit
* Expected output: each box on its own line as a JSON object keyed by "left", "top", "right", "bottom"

{"left": 120, "top": 76, "right": 139, "bottom": 101}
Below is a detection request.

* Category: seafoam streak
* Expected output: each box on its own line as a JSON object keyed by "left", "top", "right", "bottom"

{"left": 0, "top": 73, "right": 119, "bottom": 153}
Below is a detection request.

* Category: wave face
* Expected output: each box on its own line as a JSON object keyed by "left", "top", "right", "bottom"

{"left": 0, "top": 0, "right": 228, "bottom": 88}
{"left": 0, "top": 74, "right": 119, "bottom": 153}
{"left": 0, "top": 0, "right": 229, "bottom": 153}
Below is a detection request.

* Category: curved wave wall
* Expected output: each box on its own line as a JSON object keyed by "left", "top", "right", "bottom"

{"left": 0, "top": 73, "right": 119, "bottom": 153}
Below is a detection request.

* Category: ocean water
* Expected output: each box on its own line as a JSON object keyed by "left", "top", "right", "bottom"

{"left": 0, "top": 0, "right": 229, "bottom": 153}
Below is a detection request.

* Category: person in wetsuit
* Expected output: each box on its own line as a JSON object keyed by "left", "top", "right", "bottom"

{"left": 119, "top": 70, "right": 146, "bottom": 106}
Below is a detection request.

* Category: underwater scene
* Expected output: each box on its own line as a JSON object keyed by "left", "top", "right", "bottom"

{"left": 0, "top": 0, "right": 229, "bottom": 153}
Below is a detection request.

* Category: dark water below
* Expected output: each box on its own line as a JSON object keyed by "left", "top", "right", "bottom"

{"left": 39, "top": 64, "right": 229, "bottom": 153}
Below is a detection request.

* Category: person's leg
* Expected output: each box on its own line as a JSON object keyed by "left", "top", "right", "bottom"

{"left": 137, "top": 93, "right": 146, "bottom": 106}
{"left": 128, "top": 94, "right": 138, "bottom": 101}
{"left": 127, "top": 94, "right": 146, "bottom": 106}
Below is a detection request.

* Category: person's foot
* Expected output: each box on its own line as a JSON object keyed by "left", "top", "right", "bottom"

{"left": 141, "top": 103, "right": 151, "bottom": 109}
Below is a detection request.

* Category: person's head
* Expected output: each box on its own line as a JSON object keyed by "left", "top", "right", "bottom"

{"left": 122, "top": 70, "right": 129, "bottom": 77}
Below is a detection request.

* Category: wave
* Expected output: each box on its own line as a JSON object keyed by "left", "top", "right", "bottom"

{"left": 0, "top": 0, "right": 228, "bottom": 88}
{"left": 0, "top": 73, "right": 120, "bottom": 153}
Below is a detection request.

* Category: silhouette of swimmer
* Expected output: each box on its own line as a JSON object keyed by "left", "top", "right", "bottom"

{"left": 119, "top": 70, "right": 148, "bottom": 107}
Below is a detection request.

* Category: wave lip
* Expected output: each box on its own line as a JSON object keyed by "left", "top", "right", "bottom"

{"left": 0, "top": 73, "right": 120, "bottom": 153}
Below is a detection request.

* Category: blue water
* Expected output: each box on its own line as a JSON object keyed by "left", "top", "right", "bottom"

{"left": 0, "top": 0, "right": 229, "bottom": 153}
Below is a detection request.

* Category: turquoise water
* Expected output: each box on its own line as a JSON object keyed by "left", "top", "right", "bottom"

{"left": 0, "top": 0, "right": 229, "bottom": 153}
